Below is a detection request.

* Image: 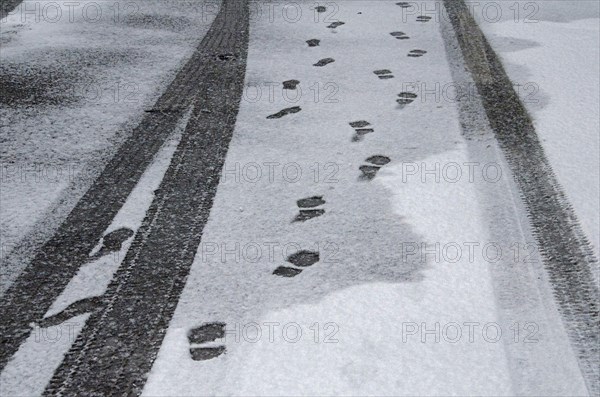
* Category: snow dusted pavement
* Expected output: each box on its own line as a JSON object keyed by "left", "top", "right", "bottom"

{"left": 1, "top": 0, "right": 598, "bottom": 396}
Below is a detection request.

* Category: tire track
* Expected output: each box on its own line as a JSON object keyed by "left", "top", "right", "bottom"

{"left": 42, "top": 1, "right": 249, "bottom": 395}
{"left": 0, "top": 0, "right": 242, "bottom": 375}
{"left": 443, "top": 1, "right": 599, "bottom": 394}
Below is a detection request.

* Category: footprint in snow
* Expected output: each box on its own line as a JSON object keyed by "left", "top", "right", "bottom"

{"left": 188, "top": 322, "right": 227, "bottom": 361}
{"left": 314, "top": 58, "right": 335, "bottom": 67}
{"left": 390, "top": 31, "right": 410, "bottom": 40}
{"left": 294, "top": 196, "right": 326, "bottom": 222}
{"left": 397, "top": 92, "right": 418, "bottom": 107}
{"left": 349, "top": 120, "right": 374, "bottom": 142}
{"left": 283, "top": 80, "right": 300, "bottom": 90}
{"left": 327, "top": 21, "right": 345, "bottom": 29}
{"left": 374, "top": 69, "right": 394, "bottom": 79}
{"left": 306, "top": 39, "right": 320, "bottom": 47}
{"left": 267, "top": 106, "right": 301, "bottom": 119}
{"left": 408, "top": 49, "right": 427, "bottom": 57}
{"left": 90, "top": 227, "right": 135, "bottom": 260}
{"left": 273, "top": 250, "right": 320, "bottom": 278}
{"left": 359, "top": 155, "right": 391, "bottom": 181}
{"left": 416, "top": 15, "right": 432, "bottom": 22}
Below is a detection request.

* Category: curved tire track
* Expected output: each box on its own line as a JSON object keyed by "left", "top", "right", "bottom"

{"left": 1, "top": 1, "right": 249, "bottom": 394}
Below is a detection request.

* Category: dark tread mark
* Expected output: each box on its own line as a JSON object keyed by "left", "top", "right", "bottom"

{"left": 359, "top": 165, "right": 381, "bottom": 180}
{"left": 267, "top": 106, "right": 302, "bottom": 119}
{"left": 350, "top": 120, "right": 374, "bottom": 142}
{"left": 327, "top": 21, "right": 345, "bottom": 29}
{"left": 294, "top": 209, "right": 326, "bottom": 223}
{"left": 390, "top": 31, "right": 410, "bottom": 40}
{"left": 397, "top": 92, "right": 418, "bottom": 106}
{"left": 189, "top": 346, "right": 226, "bottom": 361}
{"left": 297, "top": 196, "right": 326, "bottom": 208}
{"left": 417, "top": 15, "right": 432, "bottom": 22}
{"left": 306, "top": 39, "right": 321, "bottom": 47}
{"left": 188, "top": 322, "right": 226, "bottom": 361}
{"left": 374, "top": 69, "right": 394, "bottom": 79}
{"left": 188, "top": 322, "right": 226, "bottom": 344}
{"left": 313, "top": 58, "right": 335, "bottom": 67}
{"left": 315, "top": 6, "right": 326, "bottom": 12}
{"left": 273, "top": 266, "right": 303, "bottom": 277}
{"left": 283, "top": 80, "right": 300, "bottom": 90}
{"left": 294, "top": 196, "right": 326, "bottom": 222}
{"left": 396, "top": 2, "right": 412, "bottom": 8}
{"left": 349, "top": 120, "right": 370, "bottom": 128}
{"left": 360, "top": 156, "right": 391, "bottom": 180}
{"left": 408, "top": 49, "right": 427, "bottom": 57}
{"left": 37, "top": 296, "right": 104, "bottom": 328}
{"left": 287, "top": 250, "right": 320, "bottom": 267}
{"left": 92, "top": 227, "right": 134, "bottom": 258}
{"left": 366, "top": 155, "right": 391, "bottom": 166}
{"left": 216, "top": 53, "right": 236, "bottom": 61}
{"left": 273, "top": 251, "right": 320, "bottom": 278}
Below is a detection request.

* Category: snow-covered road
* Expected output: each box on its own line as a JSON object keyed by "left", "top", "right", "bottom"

{"left": 1, "top": 0, "right": 598, "bottom": 396}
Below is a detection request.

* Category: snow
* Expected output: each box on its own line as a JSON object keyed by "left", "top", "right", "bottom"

{"left": 0, "top": 108, "right": 190, "bottom": 397}
{"left": 0, "top": 0, "right": 217, "bottom": 293}
{"left": 474, "top": 0, "right": 600, "bottom": 262}
{"left": 1, "top": 0, "right": 596, "bottom": 395}
{"left": 143, "top": 1, "right": 587, "bottom": 395}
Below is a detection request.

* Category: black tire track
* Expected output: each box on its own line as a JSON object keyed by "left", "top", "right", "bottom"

{"left": 42, "top": 1, "right": 249, "bottom": 395}
{"left": 443, "top": 1, "right": 599, "bottom": 394}
{"left": 0, "top": 0, "right": 245, "bottom": 379}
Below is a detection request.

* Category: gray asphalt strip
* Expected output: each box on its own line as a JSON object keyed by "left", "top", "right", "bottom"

{"left": 42, "top": 1, "right": 249, "bottom": 395}
{"left": 0, "top": 0, "right": 242, "bottom": 374}
{"left": 443, "top": 1, "right": 599, "bottom": 394}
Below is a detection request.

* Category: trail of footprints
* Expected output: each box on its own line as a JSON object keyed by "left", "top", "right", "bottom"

{"left": 192, "top": 4, "right": 428, "bottom": 361}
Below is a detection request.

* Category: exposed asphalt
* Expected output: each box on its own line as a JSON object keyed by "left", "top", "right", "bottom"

{"left": 444, "top": 1, "right": 599, "bottom": 394}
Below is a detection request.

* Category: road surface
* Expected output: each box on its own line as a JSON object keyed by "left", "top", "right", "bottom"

{"left": 1, "top": 0, "right": 598, "bottom": 395}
